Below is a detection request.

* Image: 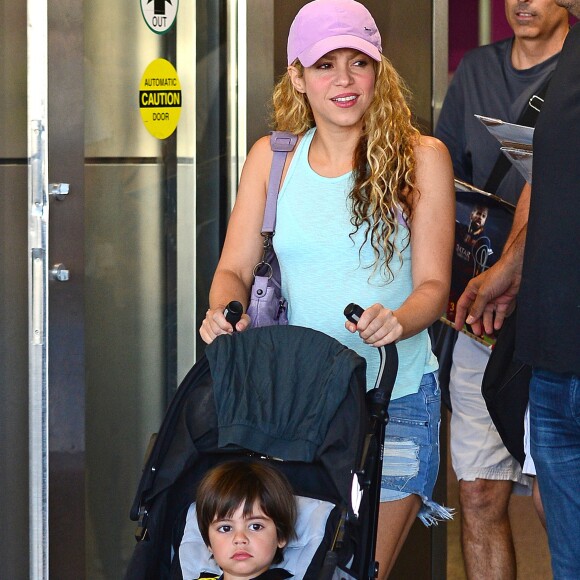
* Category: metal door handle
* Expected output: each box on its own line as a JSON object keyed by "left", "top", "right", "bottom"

{"left": 49, "top": 263, "right": 70, "bottom": 282}
{"left": 49, "top": 182, "right": 69, "bottom": 200}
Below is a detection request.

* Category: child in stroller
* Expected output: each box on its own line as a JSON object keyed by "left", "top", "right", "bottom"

{"left": 192, "top": 460, "right": 297, "bottom": 580}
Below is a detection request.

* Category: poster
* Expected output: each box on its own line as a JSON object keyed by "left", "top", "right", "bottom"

{"left": 442, "top": 180, "right": 515, "bottom": 347}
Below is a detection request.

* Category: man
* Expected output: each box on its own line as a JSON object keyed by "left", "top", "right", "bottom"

{"left": 454, "top": 1, "right": 580, "bottom": 576}
{"left": 434, "top": 2, "right": 570, "bottom": 578}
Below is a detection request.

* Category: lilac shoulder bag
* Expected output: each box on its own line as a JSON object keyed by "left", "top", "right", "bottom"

{"left": 247, "top": 131, "right": 298, "bottom": 328}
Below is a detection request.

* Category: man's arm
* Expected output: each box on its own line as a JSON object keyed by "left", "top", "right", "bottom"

{"left": 434, "top": 60, "right": 472, "bottom": 183}
{"left": 454, "top": 183, "right": 531, "bottom": 335}
{"left": 503, "top": 182, "right": 530, "bottom": 252}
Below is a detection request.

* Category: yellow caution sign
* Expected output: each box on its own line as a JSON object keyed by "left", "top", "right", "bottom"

{"left": 139, "top": 58, "right": 182, "bottom": 139}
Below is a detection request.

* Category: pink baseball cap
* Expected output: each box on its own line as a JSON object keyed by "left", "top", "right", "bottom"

{"left": 287, "top": 0, "right": 382, "bottom": 67}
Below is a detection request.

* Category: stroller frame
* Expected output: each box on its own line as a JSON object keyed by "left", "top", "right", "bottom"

{"left": 126, "top": 309, "right": 398, "bottom": 580}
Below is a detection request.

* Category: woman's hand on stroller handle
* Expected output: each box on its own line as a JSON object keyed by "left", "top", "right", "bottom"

{"left": 199, "top": 301, "right": 250, "bottom": 344}
{"left": 344, "top": 303, "right": 398, "bottom": 357}
{"left": 344, "top": 302, "right": 404, "bottom": 347}
{"left": 344, "top": 303, "right": 399, "bottom": 413}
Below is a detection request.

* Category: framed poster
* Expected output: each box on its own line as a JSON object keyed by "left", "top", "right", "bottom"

{"left": 442, "top": 179, "right": 515, "bottom": 346}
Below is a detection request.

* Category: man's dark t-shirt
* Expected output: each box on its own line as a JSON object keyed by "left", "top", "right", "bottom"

{"left": 517, "top": 24, "right": 580, "bottom": 374}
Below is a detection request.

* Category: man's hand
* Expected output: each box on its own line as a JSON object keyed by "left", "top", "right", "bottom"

{"left": 454, "top": 256, "right": 521, "bottom": 336}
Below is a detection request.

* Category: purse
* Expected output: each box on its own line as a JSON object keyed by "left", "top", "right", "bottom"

{"left": 247, "top": 131, "right": 298, "bottom": 328}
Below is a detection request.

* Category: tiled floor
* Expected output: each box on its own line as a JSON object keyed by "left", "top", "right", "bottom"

{"left": 445, "top": 419, "right": 552, "bottom": 579}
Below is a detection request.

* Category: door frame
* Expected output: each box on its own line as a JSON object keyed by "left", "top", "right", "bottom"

{"left": 27, "top": 0, "right": 50, "bottom": 576}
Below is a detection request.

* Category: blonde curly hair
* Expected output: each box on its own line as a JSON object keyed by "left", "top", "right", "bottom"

{"left": 271, "top": 56, "right": 420, "bottom": 280}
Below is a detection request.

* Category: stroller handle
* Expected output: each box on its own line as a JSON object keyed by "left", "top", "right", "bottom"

{"left": 344, "top": 303, "right": 399, "bottom": 419}
{"left": 224, "top": 300, "right": 243, "bottom": 330}
{"left": 344, "top": 304, "right": 399, "bottom": 578}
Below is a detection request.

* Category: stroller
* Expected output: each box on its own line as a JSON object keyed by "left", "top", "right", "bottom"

{"left": 125, "top": 304, "right": 398, "bottom": 580}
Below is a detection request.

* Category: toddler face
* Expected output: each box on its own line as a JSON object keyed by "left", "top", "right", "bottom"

{"left": 208, "top": 501, "right": 285, "bottom": 579}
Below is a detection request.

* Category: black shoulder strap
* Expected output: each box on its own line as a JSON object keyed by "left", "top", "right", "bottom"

{"left": 483, "top": 74, "right": 553, "bottom": 194}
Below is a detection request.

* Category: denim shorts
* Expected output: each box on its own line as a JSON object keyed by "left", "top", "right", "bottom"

{"left": 380, "top": 372, "right": 453, "bottom": 525}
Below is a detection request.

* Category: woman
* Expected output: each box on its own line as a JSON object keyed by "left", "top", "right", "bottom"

{"left": 200, "top": 1, "right": 455, "bottom": 576}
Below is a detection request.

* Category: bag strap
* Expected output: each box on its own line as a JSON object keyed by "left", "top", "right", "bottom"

{"left": 262, "top": 131, "right": 298, "bottom": 234}
{"left": 483, "top": 74, "right": 553, "bottom": 194}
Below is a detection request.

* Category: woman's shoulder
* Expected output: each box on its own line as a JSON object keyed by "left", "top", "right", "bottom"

{"left": 412, "top": 135, "right": 454, "bottom": 199}
{"left": 240, "top": 135, "right": 276, "bottom": 184}
{"left": 415, "top": 134, "right": 448, "bottom": 153}
{"left": 250, "top": 129, "right": 308, "bottom": 151}
{"left": 246, "top": 131, "right": 305, "bottom": 162}
{"left": 413, "top": 134, "right": 452, "bottom": 165}
{"left": 245, "top": 130, "right": 308, "bottom": 176}
{"left": 247, "top": 134, "right": 276, "bottom": 160}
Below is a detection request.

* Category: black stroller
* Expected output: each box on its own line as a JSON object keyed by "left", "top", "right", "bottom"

{"left": 125, "top": 305, "right": 398, "bottom": 580}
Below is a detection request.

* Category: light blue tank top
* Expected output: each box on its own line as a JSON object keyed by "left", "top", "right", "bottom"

{"left": 275, "top": 128, "right": 438, "bottom": 399}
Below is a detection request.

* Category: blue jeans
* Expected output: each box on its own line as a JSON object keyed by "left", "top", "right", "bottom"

{"left": 529, "top": 368, "right": 580, "bottom": 579}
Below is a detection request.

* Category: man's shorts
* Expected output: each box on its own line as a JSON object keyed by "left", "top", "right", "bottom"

{"left": 449, "top": 333, "right": 532, "bottom": 492}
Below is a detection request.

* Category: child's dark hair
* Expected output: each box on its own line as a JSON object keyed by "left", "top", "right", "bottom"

{"left": 196, "top": 460, "right": 297, "bottom": 564}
